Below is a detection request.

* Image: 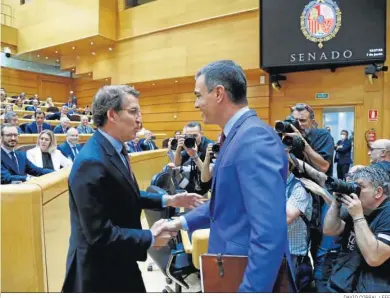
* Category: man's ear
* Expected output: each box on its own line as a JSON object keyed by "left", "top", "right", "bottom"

{"left": 106, "top": 109, "right": 117, "bottom": 123}
{"left": 374, "top": 186, "right": 384, "bottom": 200}
{"left": 215, "top": 85, "right": 225, "bottom": 104}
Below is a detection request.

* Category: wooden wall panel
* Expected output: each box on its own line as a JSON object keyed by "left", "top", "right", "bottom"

{"left": 1, "top": 67, "right": 71, "bottom": 103}
{"left": 135, "top": 71, "right": 270, "bottom": 141}
{"left": 269, "top": 65, "right": 387, "bottom": 166}
{"left": 73, "top": 78, "right": 108, "bottom": 107}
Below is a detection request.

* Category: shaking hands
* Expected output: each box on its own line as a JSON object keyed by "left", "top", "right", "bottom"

{"left": 150, "top": 218, "right": 183, "bottom": 248}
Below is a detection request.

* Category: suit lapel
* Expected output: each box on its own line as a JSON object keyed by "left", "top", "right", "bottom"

{"left": 1, "top": 149, "right": 19, "bottom": 174}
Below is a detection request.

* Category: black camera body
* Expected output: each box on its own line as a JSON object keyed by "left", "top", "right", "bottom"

{"left": 275, "top": 115, "right": 300, "bottom": 134}
{"left": 184, "top": 135, "right": 196, "bottom": 148}
{"left": 325, "top": 176, "right": 361, "bottom": 197}
{"left": 170, "top": 138, "right": 178, "bottom": 151}
{"left": 210, "top": 143, "right": 220, "bottom": 159}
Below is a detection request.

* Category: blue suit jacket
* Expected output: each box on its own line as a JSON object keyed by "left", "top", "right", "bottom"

{"left": 25, "top": 106, "right": 36, "bottom": 111}
{"left": 53, "top": 125, "right": 68, "bottom": 134}
{"left": 58, "top": 142, "right": 82, "bottom": 161}
{"left": 62, "top": 130, "right": 163, "bottom": 292}
{"left": 1, "top": 149, "right": 53, "bottom": 184}
{"left": 184, "top": 110, "right": 292, "bottom": 292}
{"left": 335, "top": 139, "right": 352, "bottom": 165}
{"left": 127, "top": 141, "right": 142, "bottom": 153}
{"left": 25, "top": 121, "right": 52, "bottom": 134}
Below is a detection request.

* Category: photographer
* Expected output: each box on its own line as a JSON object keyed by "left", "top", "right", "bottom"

{"left": 173, "top": 122, "right": 212, "bottom": 194}
{"left": 324, "top": 166, "right": 390, "bottom": 293}
{"left": 287, "top": 103, "right": 334, "bottom": 176}
{"left": 201, "top": 143, "right": 219, "bottom": 183}
{"left": 166, "top": 131, "right": 181, "bottom": 162}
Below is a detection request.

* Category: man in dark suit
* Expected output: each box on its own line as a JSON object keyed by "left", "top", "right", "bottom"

{"left": 25, "top": 99, "right": 39, "bottom": 111}
{"left": 58, "top": 128, "right": 82, "bottom": 161}
{"left": 25, "top": 111, "right": 52, "bottom": 134}
{"left": 127, "top": 134, "right": 142, "bottom": 153}
{"left": 162, "top": 60, "right": 295, "bottom": 292}
{"left": 1, "top": 124, "right": 53, "bottom": 184}
{"left": 139, "top": 130, "right": 158, "bottom": 151}
{"left": 62, "top": 85, "right": 203, "bottom": 293}
{"left": 4, "top": 112, "right": 23, "bottom": 134}
{"left": 334, "top": 130, "right": 353, "bottom": 180}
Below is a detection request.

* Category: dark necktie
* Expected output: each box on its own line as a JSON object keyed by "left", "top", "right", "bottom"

{"left": 38, "top": 125, "right": 42, "bottom": 133}
{"left": 71, "top": 146, "right": 78, "bottom": 158}
{"left": 121, "top": 146, "right": 134, "bottom": 181}
{"left": 10, "top": 151, "right": 20, "bottom": 174}
{"left": 220, "top": 132, "right": 226, "bottom": 147}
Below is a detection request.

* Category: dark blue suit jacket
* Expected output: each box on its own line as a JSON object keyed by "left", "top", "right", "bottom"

{"left": 335, "top": 139, "right": 352, "bottom": 165}
{"left": 62, "top": 130, "right": 164, "bottom": 292}
{"left": 25, "top": 106, "right": 36, "bottom": 111}
{"left": 58, "top": 142, "right": 82, "bottom": 161}
{"left": 127, "top": 141, "right": 142, "bottom": 153}
{"left": 25, "top": 122, "right": 52, "bottom": 134}
{"left": 184, "top": 110, "right": 294, "bottom": 292}
{"left": 1, "top": 149, "right": 53, "bottom": 184}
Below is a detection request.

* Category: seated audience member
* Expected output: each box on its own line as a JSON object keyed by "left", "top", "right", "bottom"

{"left": 45, "top": 97, "right": 54, "bottom": 107}
{"left": 58, "top": 128, "right": 82, "bottom": 161}
{"left": 26, "top": 99, "right": 39, "bottom": 111}
{"left": 139, "top": 130, "right": 158, "bottom": 151}
{"left": 127, "top": 133, "right": 142, "bottom": 153}
{"left": 27, "top": 130, "right": 72, "bottom": 171}
{"left": 67, "top": 104, "right": 77, "bottom": 115}
{"left": 4, "top": 104, "right": 14, "bottom": 113}
{"left": 324, "top": 166, "right": 390, "bottom": 293}
{"left": 19, "top": 92, "right": 27, "bottom": 103}
{"left": 1, "top": 124, "right": 54, "bottom": 184}
{"left": 4, "top": 112, "right": 23, "bottom": 134}
{"left": 26, "top": 111, "right": 52, "bottom": 133}
{"left": 369, "top": 139, "right": 390, "bottom": 177}
{"left": 54, "top": 117, "right": 71, "bottom": 134}
{"left": 83, "top": 105, "right": 92, "bottom": 116}
{"left": 46, "top": 105, "right": 70, "bottom": 120}
{"left": 14, "top": 98, "right": 24, "bottom": 110}
{"left": 0, "top": 88, "right": 6, "bottom": 102}
{"left": 334, "top": 130, "right": 353, "bottom": 180}
{"left": 77, "top": 115, "right": 94, "bottom": 134}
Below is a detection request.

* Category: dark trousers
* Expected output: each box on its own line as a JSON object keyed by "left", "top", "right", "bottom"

{"left": 337, "top": 163, "right": 350, "bottom": 180}
{"left": 291, "top": 255, "right": 313, "bottom": 292}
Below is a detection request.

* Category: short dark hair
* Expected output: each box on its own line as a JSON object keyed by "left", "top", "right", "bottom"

{"left": 92, "top": 85, "right": 140, "bottom": 127}
{"left": 341, "top": 130, "right": 349, "bottom": 137}
{"left": 186, "top": 121, "right": 202, "bottom": 131}
{"left": 34, "top": 111, "right": 45, "bottom": 118}
{"left": 195, "top": 60, "right": 247, "bottom": 105}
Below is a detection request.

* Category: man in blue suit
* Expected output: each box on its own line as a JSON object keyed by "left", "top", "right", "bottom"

{"left": 58, "top": 128, "right": 82, "bottom": 161}
{"left": 1, "top": 124, "right": 53, "bottom": 184}
{"left": 127, "top": 134, "right": 142, "bottom": 153}
{"left": 25, "top": 111, "right": 52, "bottom": 134}
{"left": 164, "top": 60, "right": 293, "bottom": 292}
{"left": 62, "top": 85, "right": 203, "bottom": 292}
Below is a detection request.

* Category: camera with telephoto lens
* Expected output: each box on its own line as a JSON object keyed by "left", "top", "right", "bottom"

{"left": 275, "top": 115, "right": 300, "bottom": 134}
{"left": 184, "top": 135, "right": 196, "bottom": 148}
{"left": 325, "top": 176, "right": 361, "bottom": 197}
{"left": 210, "top": 143, "right": 220, "bottom": 159}
{"left": 170, "top": 138, "right": 178, "bottom": 151}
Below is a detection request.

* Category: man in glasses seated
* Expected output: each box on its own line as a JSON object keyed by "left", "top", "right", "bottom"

{"left": 1, "top": 124, "right": 54, "bottom": 184}
{"left": 369, "top": 139, "right": 390, "bottom": 177}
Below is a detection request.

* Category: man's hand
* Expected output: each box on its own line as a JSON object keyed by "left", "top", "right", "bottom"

{"left": 166, "top": 192, "right": 204, "bottom": 209}
{"left": 167, "top": 138, "right": 174, "bottom": 151}
{"left": 284, "top": 124, "right": 308, "bottom": 146}
{"left": 204, "top": 143, "right": 213, "bottom": 163}
{"left": 177, "top": 138, "right": 185, "bottom": 150}
{"left": 339, "top": 193, "right": 364, "bottom": 219}
{"left": 184, "top": 143, "right": 198, "bottom": 158}
{"left": 161, "top": 218, "right": 182, "bottom": 232}
{"left": 150, "top": 219, "right": 177, "bottom": 248}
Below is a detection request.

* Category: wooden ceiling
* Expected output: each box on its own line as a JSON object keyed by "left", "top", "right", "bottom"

{"left": 14, "top": 35, "right": 114, "bottom": 67}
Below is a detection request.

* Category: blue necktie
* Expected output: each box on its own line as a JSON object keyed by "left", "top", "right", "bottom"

{"left": 10, "top": 151, "right": 20, "bottom": 174}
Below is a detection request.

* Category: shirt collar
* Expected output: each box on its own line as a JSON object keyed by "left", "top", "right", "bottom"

{"left": 98, "top": 129, "right": 123, "bottom": 155}
{"left": 1, "top": 145, "right": 13, "bottom": 155}
{"left": 223, "top": 106, "right": 250, "bottom": 137}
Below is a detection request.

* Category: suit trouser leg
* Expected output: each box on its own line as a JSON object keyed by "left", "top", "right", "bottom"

{"left": 341, "top": 164, "right": 350, "bottom": 180}
{"left": 336, "top": 164, "right": 343, "bottom": 179}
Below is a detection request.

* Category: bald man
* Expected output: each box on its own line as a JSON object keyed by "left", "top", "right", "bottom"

{"left": 58, "top": 128, "right": 82, "bottom": 161}
{"left": 369, "top": 139, "right": 390, "bottom": 176}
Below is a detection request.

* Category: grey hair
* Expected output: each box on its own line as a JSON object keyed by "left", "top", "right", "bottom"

{"left": 186, "top": 121, "right": 202, "bottom": 131}
{"left": 195, "top": 60, "right": 247, "bottom": 105}
{"left": 4, "top": 111, "right": 17, "bottom": 123}
{"left": 1, "top": 123, "right": 16, "bottom": 136}
{"left": 351, "top": 166, "right": 390, "bottom": 198}
{"left": 92, "top": 85, "right": 140, "bottom": 127}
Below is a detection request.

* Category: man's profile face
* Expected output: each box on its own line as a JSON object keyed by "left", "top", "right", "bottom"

{"left": 1, "top": 126, "right": 19, "bottom": 149}
{"left": 368, "top": 141, "right": 386, "bottom": 164}
{"left": 194, "top": 75, "right": 218, "bottom": 125}
{"left": 184, "top": 126, "right": 202, "bottom": 145}
{"left": 114, "top": 94, "right": 142, "bottom": 142}
{"left": 354, "top": 178, "right": 380, "bottom": 213}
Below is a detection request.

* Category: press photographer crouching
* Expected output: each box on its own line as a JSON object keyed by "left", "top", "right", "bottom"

{"left": 324, "top": 166, "right": 390, "bottom": 293}
{"left": 173, "top": 121, "right": 213, "bottom": 194}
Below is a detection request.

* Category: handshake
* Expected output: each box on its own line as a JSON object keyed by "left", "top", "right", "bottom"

{"left": 150, "top": 218, "right": 183, "bottom": 248}
{"left": 150, "top": 192, "right": 204, "bottom": 248}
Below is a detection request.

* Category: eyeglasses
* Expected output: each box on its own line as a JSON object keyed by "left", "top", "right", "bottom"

{"left": 369, "top": 147, "right": 386, "bottom": 152}
{"left": 122, "top": 108, "right": 141, "bottom": 117}
{"left": 3, "top": 133, "right": 19, "bottom": 138}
